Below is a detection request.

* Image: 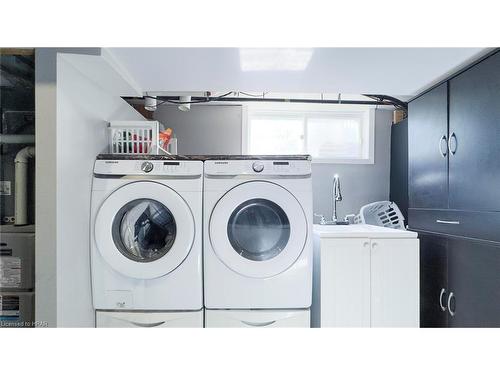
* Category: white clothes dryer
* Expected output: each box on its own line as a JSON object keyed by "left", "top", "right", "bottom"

{"left": 203, "top": 156, "right": 313, "bottom": 312}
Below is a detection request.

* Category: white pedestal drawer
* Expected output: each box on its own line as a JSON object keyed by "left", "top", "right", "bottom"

{"left": 205, "top": 309, "right": 310, "bottom": 328}
{"left": 95, "top": 310, "right": 204, "bottom": 328}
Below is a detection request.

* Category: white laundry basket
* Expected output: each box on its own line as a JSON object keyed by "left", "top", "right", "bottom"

{"left": 354, "top": 201, "right": 406, "bottom": 230}
{"left": 108, "top": 121, "right": 159, "bottom": 154}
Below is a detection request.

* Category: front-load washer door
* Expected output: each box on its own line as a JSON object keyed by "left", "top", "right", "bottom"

{"left": 209, "top": 181, "right": 307, "bottom": 278}
{"left": 94, "top": 181, "right": 195, "bottom": 279}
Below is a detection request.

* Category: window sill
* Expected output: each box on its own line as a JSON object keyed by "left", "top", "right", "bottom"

{"left": 311, "top": 158, "right": 374, "bottom": 165}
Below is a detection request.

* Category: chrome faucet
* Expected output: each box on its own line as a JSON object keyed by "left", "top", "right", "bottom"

{"left": 332, "top": 174, "right": 342, "bottom": 222}
{"left": 314, "top": 174, "right": 349, "bottom": 225}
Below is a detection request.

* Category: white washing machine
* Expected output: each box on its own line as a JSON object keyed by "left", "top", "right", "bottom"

{"left": 91, "top": 155, "right": 203, "bottom": 327}
{"left": 203, "top": 156, "right": 313, "bottom": 327}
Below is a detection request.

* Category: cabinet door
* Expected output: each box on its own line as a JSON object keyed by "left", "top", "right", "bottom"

{"left": 448, "top": 52, "right": 500, "bottom": 211}
{"left": 390, "top": 118, "right": 409, "bottom": 225}
{"left": 447, "top": 238, "right": 500, "bottom": 327}
{"left": 320, "top": 238, "right": 371, "bottom": 327}
{"left": 370, "top": 238, "right": 419, "bottom": 327}
{"left": 418, "top": 232, "right": 448, "bottom": 327}
{"left": 408, "top": 83, "right": 449, "bottom": 209}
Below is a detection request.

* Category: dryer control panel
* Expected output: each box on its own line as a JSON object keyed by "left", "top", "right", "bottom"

{"left": 204, "top": 159, "right": 311, "bottom": 176}
{"left": 94, "top": 159, "right": 203, "bottom": 176}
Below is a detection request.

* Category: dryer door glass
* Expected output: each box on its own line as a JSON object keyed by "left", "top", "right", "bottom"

{"left": 112, "top": 199, "right": 176, "bottom": 262}
{"left": 227, "top": 198, "right": 290, "bottom": 261}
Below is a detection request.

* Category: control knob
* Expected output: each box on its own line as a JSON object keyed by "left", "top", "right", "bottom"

{"left": 252, "top": 161, "right": 264, "bottom": 173}
{"left": 141, "top": 161, "right": 154, "bottom": 173}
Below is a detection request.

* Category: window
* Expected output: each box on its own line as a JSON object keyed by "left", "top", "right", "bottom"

{"left": 243, "top": 104, "right": 375, "bottom": 163}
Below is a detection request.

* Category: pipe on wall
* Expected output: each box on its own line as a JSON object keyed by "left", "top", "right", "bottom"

{"left": 0, "top": 134, "right": 35, "bottom": 144}
{"left": 14, "top": 146, "right": 35, "bottom": 226}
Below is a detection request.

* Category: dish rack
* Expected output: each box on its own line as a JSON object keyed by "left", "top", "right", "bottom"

{"left": 354, "top": 201, "right": 406, "bottom": 230}
{"left": 109, "top": 121, "right": 160, "bottom": 154}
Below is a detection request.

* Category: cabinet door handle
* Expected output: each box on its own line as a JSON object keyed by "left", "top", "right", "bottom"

{"left": 448, "top": 132, "right": 457, "bottom": 155}
{"left": 241, "top": 320, "right": 276, "bottom": 327}
{"left": 439, "top": 135, "right": 448, "bottom": 157}
{"left": 439, "top": 288, "right": 447, "bottom": 312}
{"left": 130, "top": 321, "right": 166, "bottom": 328}
{"left": 363, "top": 241, "right": 370, "bottom": 248}
{"left": 447, "top": 292, "right": 455, "bottom": 317}
{"left": 436, "top": 219, "right": 460, "bottom": 225}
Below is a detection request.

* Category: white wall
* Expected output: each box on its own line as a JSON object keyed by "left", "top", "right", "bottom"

{"left": 35, "top": 49, "right": 58, "bottom": 328}
{"left": 154, "top": 105, "right": 393, "bottom": 220}
{"left": 35, "top": 48, "right": 100, "bottom": 328}
{"left": 35, "top": 49, "right": 143, "bottom": 327}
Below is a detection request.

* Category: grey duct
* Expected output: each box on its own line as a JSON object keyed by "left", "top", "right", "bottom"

{"left": 14, "top": 146, "right": 35, "bottom": 226}
{"left": 0, "top": 134, "right": 35, "bottom": 144}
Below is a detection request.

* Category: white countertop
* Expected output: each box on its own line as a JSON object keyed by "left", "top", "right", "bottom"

{"left": 313, "top": 224, "right": 418, "bottom": 238}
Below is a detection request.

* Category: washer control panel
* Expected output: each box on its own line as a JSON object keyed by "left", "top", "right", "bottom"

{"left": 205, "top": 159, "right": 311, "bottom": 176}
{"left": 94, "top": 159, "right": 203, "bottom": 176}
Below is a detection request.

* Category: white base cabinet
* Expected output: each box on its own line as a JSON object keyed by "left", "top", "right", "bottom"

{"left": 96, "top": 310, "right": 203, "bottom": 328}
{"left": 205, "top": 309, "right": 310, "bottom": 328}
{"left": 312, "top": 224, "right": 419, "bottom": 327}
{"left": 370, "top": 238, "right": 420, "bottom": 327}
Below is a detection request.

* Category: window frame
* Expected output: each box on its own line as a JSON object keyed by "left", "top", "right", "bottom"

{"left": 242, "top": 103, "right": 375, "bottom": 164}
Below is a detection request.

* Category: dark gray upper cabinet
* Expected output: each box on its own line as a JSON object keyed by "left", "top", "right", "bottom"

{"left": 408, "top": 83, "right": 449, "bottom": 209}
{"left": 448, "top": 52, "right": 500, "bottom": 211}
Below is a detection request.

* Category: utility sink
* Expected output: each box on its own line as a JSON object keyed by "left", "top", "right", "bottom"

{"left": 313, "top": 223, "right": 417, "bottom": 239}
